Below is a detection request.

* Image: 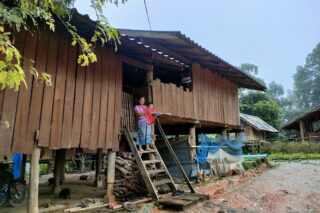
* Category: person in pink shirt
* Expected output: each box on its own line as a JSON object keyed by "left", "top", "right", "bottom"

{"left": 134, "top": 97, "right": 152, "bottom": 152}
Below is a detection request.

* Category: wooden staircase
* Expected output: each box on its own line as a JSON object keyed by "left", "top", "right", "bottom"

{"left": 124, "top": 119, "right": 208, "bottom": 209}
{"left": 123, "top": 127, "right": 177, "bottom": 200}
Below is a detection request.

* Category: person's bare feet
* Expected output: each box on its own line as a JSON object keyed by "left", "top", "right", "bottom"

{"left": 139, "top": 148, "right": 145, "bottom": 152}
{"left": 145, "top": 145, "right": 152, "bottom": 151}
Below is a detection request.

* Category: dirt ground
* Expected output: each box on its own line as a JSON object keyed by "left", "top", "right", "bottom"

{"left": 1, "top": 160, "right": 320, "bottom": 213}
{"left": 0, "top": 171, "right": 107, "bottom": 213}
{"left": 165, "top": 160, "right": 320, "bottom": 213}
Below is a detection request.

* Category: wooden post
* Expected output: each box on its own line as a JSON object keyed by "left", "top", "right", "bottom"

{"left": 222, "top": 129, "right": 227, "bottom": 138}
{"left": 299, "top": 120, "right": 305, "bottom": 139}
{"left": 104, "top": 149, "right": 116, "bottom": 202}
{"left": 20, "top": 154, "right": 27, "bottom": 182}
{"left": 28, "top": 146, "right": 41, "bottom": 213}
{"left": 147, "top": 66, "right": 156, "bottom": 142}
{"left": 189, "top": 125, "right": 196, "bottom": 161}
{"left": 95, "top": 148, "right": 103, "bottom": 187}
{"left": 146, "top": 65, "right": 153, "bottom": 103}
{"left": 60, "top": 155, "right": 65, "bottom": 181}
{"left": 79, "top": 154, "right": 85, "bottom": 172}
{"left": 53, "top": 149, "right": 66, "bottom": 194}
{"left": 189, "top": 125, "right": 200, "bottom": 180}
{"left": 47, "top": 160, "right": 53, "bottom": 174}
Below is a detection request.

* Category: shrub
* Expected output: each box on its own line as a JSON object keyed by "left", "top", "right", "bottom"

{"left": 39, "top": 164, "right": 49, "bottom": 175}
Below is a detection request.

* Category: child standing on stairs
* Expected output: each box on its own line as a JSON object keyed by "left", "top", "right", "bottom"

{"left": 145, "top": 103, "right": 157, "bottom": 125}
{"left": 134, "top": 97, "right": 152, "bottom": 152}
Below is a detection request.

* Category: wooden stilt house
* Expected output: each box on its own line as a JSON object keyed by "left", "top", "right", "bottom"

{"left": 0, "top": 12, "right": 265, "bottom": 156}
{"left": 0, "top": 12, "right": 267, "bottom": 210}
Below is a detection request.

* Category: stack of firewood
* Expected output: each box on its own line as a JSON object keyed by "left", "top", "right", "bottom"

{"left": 112, "top": 153, "right": 148, "bottom": 201}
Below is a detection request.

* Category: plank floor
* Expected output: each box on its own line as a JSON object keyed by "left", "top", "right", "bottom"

{"left": 157, "top": 193, "right": 209, "bottom": 211}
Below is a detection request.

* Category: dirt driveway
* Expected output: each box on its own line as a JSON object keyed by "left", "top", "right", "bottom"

{"left": 184, "top": 160, "right": 320, "bottom": 213}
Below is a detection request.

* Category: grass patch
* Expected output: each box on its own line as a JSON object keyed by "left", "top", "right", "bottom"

{"left": 242, "top": 157, "right": 274, "bottom": 170}
{"left": 260, "top": 141, "right": 320, "bottom": 154}
{"left": 269, "top": 153, "right": 320, "bottom": 160}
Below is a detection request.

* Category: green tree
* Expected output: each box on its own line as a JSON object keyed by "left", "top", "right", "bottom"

{"left": 240, "top": 90, "right": 281, "bottom": 135}
{"left": 239, "top": 91, "right": 269, "bottom": 114}
{"left": 238, "top": 63, "right": 266, "bottom": 88}
{"left": 292, "top": 42, "right": 320, "bottom": 111}
{"left": 266, "top": 81, "right": 284, "bottom": 103}
{"left": 251, "top": 100, "right": 281, "bottom": 129}
{"left": 0, "top": 0, "right": 124, "bottom": 90}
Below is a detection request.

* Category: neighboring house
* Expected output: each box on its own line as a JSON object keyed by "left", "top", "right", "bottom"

{"left": 240, "top": 113, "right": 278, "bottom": 142}
{"left": 282, "top": 105, "right": 320, "bottom": 141}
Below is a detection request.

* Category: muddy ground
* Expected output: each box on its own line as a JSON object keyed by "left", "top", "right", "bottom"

{"left": 164, "top": 160, "right": 320, "bottom": 213}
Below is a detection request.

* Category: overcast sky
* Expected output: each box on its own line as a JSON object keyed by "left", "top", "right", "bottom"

{"left": 75, "top": 0, "right": 320, "bottom": 91}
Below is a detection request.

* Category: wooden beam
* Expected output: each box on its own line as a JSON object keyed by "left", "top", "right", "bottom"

{"left": 151, "top": 53, "right": 184, "bottom": 68}
{"left": 142, "top": 38, "right": 192, "bottom": 65}
{"left": 121, "top": 55, "right": 153, "bottom": 71}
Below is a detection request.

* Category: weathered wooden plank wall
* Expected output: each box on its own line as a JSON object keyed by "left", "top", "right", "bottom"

{"left": 0, "top": 29, "right": 122, "bottom": 155}
{"left": 152, "top": 63, "right": 240, "bottom": 126}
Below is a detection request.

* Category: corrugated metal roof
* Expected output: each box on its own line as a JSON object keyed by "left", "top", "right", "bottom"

{"left": 240, "top": 113, "right": 278, "bottom": 132}
{"left": 118, "top": 29, "right": 266, "bottom": 91}
{"left": 70, "top": 11, "right": 265, "bottom": 91}
{"left": 282, "top": 105, "right": 320, "bottom": 130}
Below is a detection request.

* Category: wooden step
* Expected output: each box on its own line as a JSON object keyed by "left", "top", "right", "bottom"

{"left": 147, "top": 169, "right": 167, "bottom": 175}
{"left": 143, "top": 160, "right": 162, "bottom": 164}
{"left": 139, "top": 150, "right": 157, "bottom": 154}
{"left": 153, "top": 179, "right": 173, "bottom": 186}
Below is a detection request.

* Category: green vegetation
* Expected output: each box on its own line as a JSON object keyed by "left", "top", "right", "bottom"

{"left": 239, "top": 42, "right": 320, "bottom": 139}
{"left": 242, "top": 157, "right": 274, "bottom": 170}
{"left": 260, "top": 141, "right": 320, "bottom": 154}
{"left": 249, "top": 141, "right": 320, "bottom": 161}
{"left": 269, "top": 153, "right": 320, "bottom": 160}
{"left": 39, "top": 163, "right": 49, "bottom": 175}
{"left": 240, "top": 91, "right": 282, "bottom": 134}
{"left": 0, "top": 0, "right": 124, "bottom": 90}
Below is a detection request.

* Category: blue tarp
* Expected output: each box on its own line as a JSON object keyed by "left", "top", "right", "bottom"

{"left": 196, "top": 133, "right": 244, "bottom": 164}
{"left": 12, "top": 153, "right": 23, "bottom": 179}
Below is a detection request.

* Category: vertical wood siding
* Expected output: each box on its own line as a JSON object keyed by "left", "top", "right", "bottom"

{"left": 152, "top": 63, "right": 240, "bottom": 126}
{"left": 0, "top": 29, "right": 122, "bottom": 155}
